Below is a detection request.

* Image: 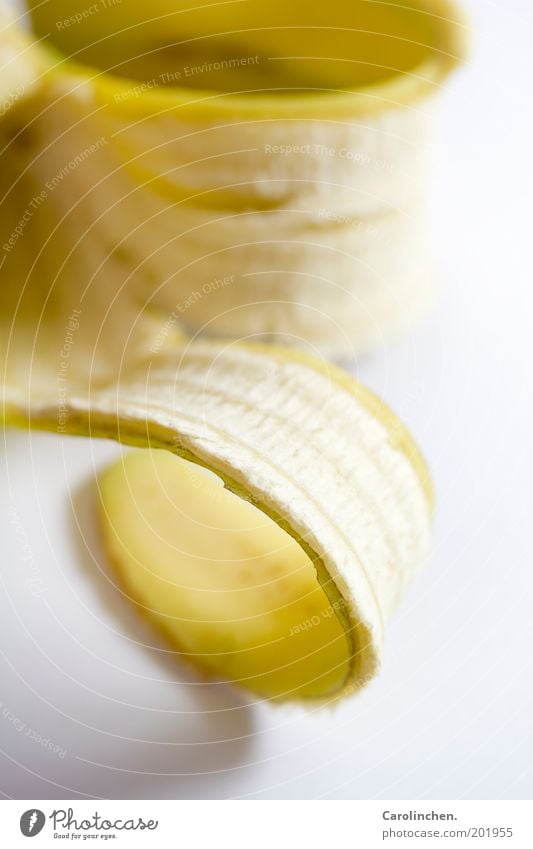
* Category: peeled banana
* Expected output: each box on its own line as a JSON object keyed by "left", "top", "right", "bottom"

{"left": 3, "top": 334, "right": 432, "bottom": 701}
{"left": 0, "top": 1, "right": 450, "bottom": 701}
{"left": 2, "top": 0, "right": 465, "bottom": 356}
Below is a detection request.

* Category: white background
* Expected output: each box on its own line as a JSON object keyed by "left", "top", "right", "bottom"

{"left": 0, "top": 0, "right": 532, "bottom": 800}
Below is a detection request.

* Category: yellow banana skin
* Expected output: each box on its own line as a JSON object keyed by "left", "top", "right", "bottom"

{"left": 2, "top": 1, "right": 466, "bottom": 356}
{"left": 0, "top": 2, "right": 441, "bottom": 701}
{"left": 3, "top": 337, "right": 432, "bottom": 702}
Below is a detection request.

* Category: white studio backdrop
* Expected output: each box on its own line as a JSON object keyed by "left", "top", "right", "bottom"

{"left": 0, "top": 0, "right": 531, "bottom": 800}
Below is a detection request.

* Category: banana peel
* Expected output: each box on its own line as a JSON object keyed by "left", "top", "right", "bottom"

{"left": 2, "top": 1, "right": 466, "bottom": 356}
{"left": 0, "top": 2, "right": 447, "bottom": 701}
{"left": 3, "top": 334, "right": 433, "bottom": 702}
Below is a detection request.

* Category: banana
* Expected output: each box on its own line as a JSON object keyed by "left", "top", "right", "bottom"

{"left": 3, "top": 333, "right": 432, "bottom": 702}
{"left": 1, "top": 0, "right": 466, "bottom": 357}
{"left": 0, "top": 2, "right": 441, "bottom": 701}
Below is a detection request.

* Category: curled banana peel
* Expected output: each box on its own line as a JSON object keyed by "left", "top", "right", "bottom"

{"left": 1, "top": 0, "right": 466, "bottom": 357}
{"left": 2, "top": 326, "right": 433, "bottom": 702}
{"left": 0, "top": 3, "right": 439, "bottom": 702}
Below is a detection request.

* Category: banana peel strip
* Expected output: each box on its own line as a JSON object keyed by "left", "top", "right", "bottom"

{"left": 3, "top": 334, "right": 432, "bottom": 703}
{"left": 0, "top": 2, "right": 466, "bottom": 357}
{"left": 0, "top": 8, "right": 434, "bottom": 702}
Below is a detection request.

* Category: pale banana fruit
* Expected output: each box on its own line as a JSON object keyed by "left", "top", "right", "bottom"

{"left": 1, "top": 0, "right": 465, "bottom": 357}
{"left": 0, "top": 2, "right": 439, "bottom": 702}
{"left": 3, "top": 332, "right": 432, "bottom": 702}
